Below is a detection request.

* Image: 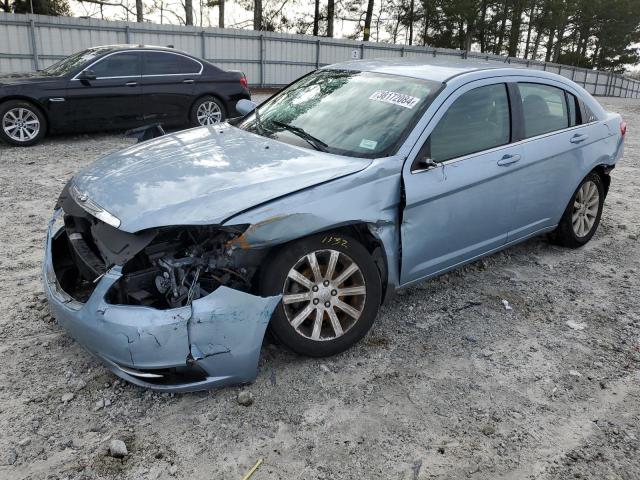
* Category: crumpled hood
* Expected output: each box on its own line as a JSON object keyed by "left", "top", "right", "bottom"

{"left": 73, "top": 124, "right": 372, "bottom": 232}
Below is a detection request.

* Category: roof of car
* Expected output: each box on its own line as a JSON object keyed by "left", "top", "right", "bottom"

{"left": 91, "top": 44, "right": 187, "bottom": 54}
{"left": 324, "top": 58, "right": 527, "bottom": 83}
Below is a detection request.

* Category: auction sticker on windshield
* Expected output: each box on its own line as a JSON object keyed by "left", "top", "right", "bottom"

{"left": 369, "top": 90, "right": 421, "bottom": 109}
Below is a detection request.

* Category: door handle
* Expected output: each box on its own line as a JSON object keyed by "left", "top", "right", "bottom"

{"left": 125, "top": 81, "right": 138, "bottom": 87}
{"left": 183, "top": 79, "right": 195, "bottom": 84}
{"left": 497, "top": 154, "right": 521, "bottom": 166}
{"left": 570, "top": 133, "right": 588, "bottom": 143}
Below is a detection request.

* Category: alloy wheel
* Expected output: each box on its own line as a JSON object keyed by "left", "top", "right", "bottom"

{"left": 2, "top": 107, "right": 40, "bottom": 142}
{"left": 572, "top": 180, "right": 600, "bottom": 237}
{"left": 196, "top": 101, "right": 222, "bottom": 125}
{"left": 282, "top": 249, "right": 367, "bottom": 341}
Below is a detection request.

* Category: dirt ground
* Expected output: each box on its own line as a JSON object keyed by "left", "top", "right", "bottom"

{"left": 0, "top": 96, "right": 638, "bottom": 480}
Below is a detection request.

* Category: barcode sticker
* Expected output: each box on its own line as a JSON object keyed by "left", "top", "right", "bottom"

{"left": 369, "top": 90, "right": 421, "bottom": 109}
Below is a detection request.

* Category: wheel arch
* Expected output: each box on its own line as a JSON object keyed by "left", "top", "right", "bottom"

{"left": 0, "top": 96, "right": 49, "bottom": 132}
{"left": 590, "top": 164, "right": 613, "bottom": 198}
{"left": 189, "top": 93, "right": 228, "bottom": 118}
{"left": 245, "top": 221, "right": 391, "bottom": 305}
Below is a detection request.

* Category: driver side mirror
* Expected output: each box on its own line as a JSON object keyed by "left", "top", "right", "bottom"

{"left": 236, "top": 99, "right": 257, "bottom": 116}
{"left": 78, "top": 69, "right": 97, "bottom": 83}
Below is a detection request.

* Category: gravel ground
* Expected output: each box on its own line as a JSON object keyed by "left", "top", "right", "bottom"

{"left": 0, "top": 96, "right": 639, "bottom": 480}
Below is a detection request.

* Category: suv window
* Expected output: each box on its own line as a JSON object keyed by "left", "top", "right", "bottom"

{"left": 519, "top": 83, "right": 568, "bottom": 138}
{"left": 91, "top": 52, "right": 141, "bottom": 78}
{"left": 143, "top": 52, "right": 201, "bottom": 75}
{"left": 428, "top": 83, "right": 511, "bottom": 163}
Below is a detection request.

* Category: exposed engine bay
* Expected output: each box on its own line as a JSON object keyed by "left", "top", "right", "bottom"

{"left": 53, "top": 185, "right": 260, "bottom": 309}
{"left": 106, "top": 225, "right": 253, "bottom": 309}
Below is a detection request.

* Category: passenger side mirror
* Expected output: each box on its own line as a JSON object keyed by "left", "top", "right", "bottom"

{"left": 78, "top": 69, "right": 97, "bottom": 82}
{"left": 236, "top": 99, "right": 257, "bottom": 116}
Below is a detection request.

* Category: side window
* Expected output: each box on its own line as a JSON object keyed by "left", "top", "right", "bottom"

{"left": 581, "top": 102, "right": 598, "bottom": 123}
{"left": 428, "top": 83, "right": 511, "bottom": 163}
{"left": 519, "top": 83, "right": 568, "bottom": 138}
{"left": 90, "top": 52, "right": 140, "bottom": 78}
{"left": 143, "top": 52, "right": 201, "bottom": 75}
{"left": 567, "top": 92, "right": 581, "bottom": 127}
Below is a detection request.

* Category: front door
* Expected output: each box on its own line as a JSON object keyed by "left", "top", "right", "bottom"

{"left": 63, "top": 51, "right": 142, "bottom": 131}
{"left": 400, "top": 82, "right": 521, "bottom": 285}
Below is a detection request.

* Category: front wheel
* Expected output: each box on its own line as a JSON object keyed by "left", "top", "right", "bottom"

{"left": 190, "top": 96, "right": 225, "bottom": 127}
{"left": 552, "top": 172, "right": 605, "bottom": 248}
{"left": 0, "top": 100, "right": 47, "bottom": 146}
{"left": 260, "top": 233, "right": 382, "bottom": 357}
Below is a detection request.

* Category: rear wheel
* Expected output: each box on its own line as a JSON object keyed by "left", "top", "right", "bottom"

{"left": 552, "top": 172, "right": 604, "bottom": 248}
{"left": 0, "top": 100, "right": 47, "bottom": 146}
{"left": 190, "top": 96, "right": 225, "bottom": 127}
{"left": 260, "top": 233, "right": 382, "bottom": 357}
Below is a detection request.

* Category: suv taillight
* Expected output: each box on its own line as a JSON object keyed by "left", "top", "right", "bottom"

{"left": 240, "top": 75, "right": 248, "bottom": 89}
{"left": 620, "top": 120, "right": 627, "bottom": 137}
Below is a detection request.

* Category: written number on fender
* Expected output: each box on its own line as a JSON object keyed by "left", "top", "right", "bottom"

{"left": 322, "top": 236, "right": 349, "bottom": 248}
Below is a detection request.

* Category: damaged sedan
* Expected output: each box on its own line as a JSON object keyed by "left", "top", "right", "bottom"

{"left": 44, "top": 59, "right": 626, "bottom": 391}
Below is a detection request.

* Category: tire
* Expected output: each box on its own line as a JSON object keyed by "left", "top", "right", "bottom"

{"left": 0, "top": 100, "right": 47, "bottom": 146}
{"left": 190, "top": 96, "right": 226, "bottom": 127}
{"left": 260, "top": 232, "right": 382, "bottom": 357}
{"left": 552, "top": 172, "right": 605, "bottom": 248}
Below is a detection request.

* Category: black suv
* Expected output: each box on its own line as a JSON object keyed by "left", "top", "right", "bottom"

{"left": 0, "top": 45, "right": 251, "bottom": 146}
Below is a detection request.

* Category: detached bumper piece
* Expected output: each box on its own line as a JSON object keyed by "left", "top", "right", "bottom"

{"left": 43, "top": 210, "right": 280, "bottom": 392}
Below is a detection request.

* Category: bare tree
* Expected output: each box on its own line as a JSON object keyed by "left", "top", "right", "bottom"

{"left": 219, "top": 0, "right": 224, "bottom": 27}
{"left": 312, "top": 0, "right": 320, "bottom": 35}
{"left": 363, "top": 0, "right": 374, "bottom": 40}
{"left": 185, "top": 0, "right": 194, "bottom": 25}
{"left": 135, "top": 0, "right": 143, "bottom": 21}
{"left": 327, "top": 0, "right": 334, "bottom": 36}
{"left": 254, "top": 0, "right": 262, "bottom": 30}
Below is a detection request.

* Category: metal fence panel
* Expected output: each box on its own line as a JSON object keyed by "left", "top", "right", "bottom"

{"left": 0, "top": 11, "right": 638, "bottom": 97}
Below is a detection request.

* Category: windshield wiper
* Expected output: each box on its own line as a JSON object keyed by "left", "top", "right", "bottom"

{"left": 271, "top": 121, "right": 328, "bottom": 152}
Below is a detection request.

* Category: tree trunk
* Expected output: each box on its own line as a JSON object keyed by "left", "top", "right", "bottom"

{"left": 507, "top": 0, "right": 525, "bottom": 57}
{"left": 478, "top": 0, "right": 488, "bottom": 52}
{"left": 544, "top": 26, "right": 555, "bottom": 62}
{"left": 408, "top": 0, "right": 415, "bottom": 45}
{"left": 363, "top": 0, "right": 374, "bottom": 41}
{"left": 135, "top": 0, "right": 143, "bottom": 22}
{"left": 254, "top": 0, "right": 262, "bottom": 30}
{"left": 313, "top": 0, "right": 320, "bottom": 36}
{"left": 185, "top": 0, "right": 193, "bottom": 25}
{"left": 327, "top": 0, "right": 334, "bottom": 37}
{"left": 218, "top": 0, "right": 224, "bottom": 28}
{"left": 495, "top": 1, "right": 508, "bottom": 55}
{"left": 552, "top": 22, "right": 566, "bottom": 62}
{"left": 523, "top": 0, "right": 536, "bottom": 58}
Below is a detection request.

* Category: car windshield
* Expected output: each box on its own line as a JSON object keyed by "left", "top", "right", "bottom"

{"left": 238, "top": 69, "right": 441, "bottom": 158}
{"left": 42, "top": 48, "right": 108, "bottom": 76}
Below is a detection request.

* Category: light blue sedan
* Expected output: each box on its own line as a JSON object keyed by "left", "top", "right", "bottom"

{"left": 44, "top": 59, "right": 626, "bottom": 391}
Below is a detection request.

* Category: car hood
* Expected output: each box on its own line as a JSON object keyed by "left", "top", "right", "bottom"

{"left": 72, "top": 124, "right": 372, "bottom": 232}
{"left": 0, "top": 72, "right": 63, "bottom": 86}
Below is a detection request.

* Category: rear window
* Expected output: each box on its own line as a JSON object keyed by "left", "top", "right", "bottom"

{"left": 143, "top": 52, "right": 201, "bottom": 75}
{"left": 518, "top": 83, "right": 568, "bottom": 138}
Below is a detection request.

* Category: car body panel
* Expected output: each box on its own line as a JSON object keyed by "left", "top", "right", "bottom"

{"left": 72, "top": 123, "right": 372, "bottom": 232}
{"left": 44, "top": 59, "right": 625, "bottom": 391}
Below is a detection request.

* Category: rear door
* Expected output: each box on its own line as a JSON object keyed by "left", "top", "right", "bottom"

{"left": 506, "top": 81, "right": 603, "bottom": 242}
{"left": 64, "top": 51, "right": 142, "bottom": 130}
{"left": 400, "top": 81, "right": 522, "bottom": 285}
{"left": 140, "top": 51, "right": 200, "bottom": 125}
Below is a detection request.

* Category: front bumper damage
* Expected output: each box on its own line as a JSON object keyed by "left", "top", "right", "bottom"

{"left": 43, "top": 210, "right": 280, "bottom": 392}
